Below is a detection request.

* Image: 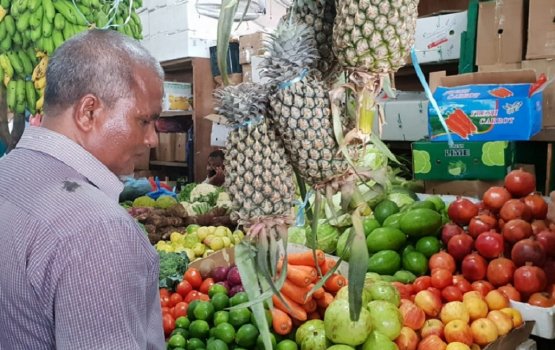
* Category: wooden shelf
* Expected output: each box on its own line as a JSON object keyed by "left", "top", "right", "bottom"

{"left": 160, "top": 110, "right": 193, "bottom": 118}
{"left": 532, "top": 128, "right": 555, "bottom": 142}
{"left": 150, "top": 160, "right": 189, "bottom": 168}
{"left": 161, "top": 57, "right": 193, "bottom": 72}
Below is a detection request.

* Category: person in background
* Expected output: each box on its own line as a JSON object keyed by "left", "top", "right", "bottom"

{"left": 0, "top": 30, "right": 165, "bottom": 349}
{"left": 205, "top": 149, "right": 225, "bottom": 186}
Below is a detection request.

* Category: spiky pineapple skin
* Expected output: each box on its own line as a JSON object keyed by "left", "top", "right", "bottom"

{"left": 333, "top": 0, "right": 418, "bottom": 72}
{"left": 269, "top": 74, "right": 348, "bottom": 185}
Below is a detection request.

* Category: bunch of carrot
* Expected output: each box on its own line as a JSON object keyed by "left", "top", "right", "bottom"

{"left": 270, "top": 249, "right": 348, "bottom": 335}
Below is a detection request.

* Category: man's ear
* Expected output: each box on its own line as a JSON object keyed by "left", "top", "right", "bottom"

{"left": 74, "top": 94, "right": 101, "bottom": 132}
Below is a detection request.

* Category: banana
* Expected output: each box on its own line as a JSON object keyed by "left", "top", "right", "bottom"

{"left": 0, "top": 0, "right": 9, "bottom": 10}
{"left": 9, "top": 2, "right": 18, "bottom": 17}
{"left": 0, "top": 36, "right": 11, "bottom": 53}
{"left": 0, "top": 5, "right": 6, "bottom": 22}
{"left": 30, "top": 25, "right": 41, "bottom": 42}
{"left": 0, "top": 53, "right": 13, "bottom": 85}
{"left": 54, "top": 12, "right": 64, "bottom": 30}
{"left": 34, "top": 75, "right": 45, "bottom": 89}
{"left": 0, "top": 20, "right": 6, "bottom": 42}
{"left": 29, "top": 4, "right": 42, "bottom": 29}
{"left": 42, "top": 0, "right": 55, "bottom": 22}
{"left": 62, "top": 21, "right": 74, "bottom": 40}
{"left": 15, "top": 11, "right": 30, "bottom": 32}
{"left": 7, "top": 51, "right": 23, "bottom": 75}
{"left": 7, "top": 80, "right": 16, "bottom": 111}
{"left": 36, "top": 90, "right": 44, "bottom": 111}
{"left": 15, "top": 0, "right": 27, "bottom": 13}
{"left": 26, "top": 47, "right": 37, "bottom": 65}
{"left": 0, "top": 64, "right": 5, "bottom": 87}
{"left": 16, "top": 79, "right": 25, "bottom": 104}
{"left": 31, "top": 54, "right": 46, "bottom": 81}
{"left": 11, "top": 31, "right": 21, "bottom": 47}
{"left": 28, "top": 0, "right": 38, "bottom": 11}
{"left": 95, "top": 10, "right": 108, "bottom": 29}
{"left": 43, "top": 37, "right": 54, "bottom": 54}
{"left": 42, "top": 12, "right": 52, "bottom": 37}
{"left": 52, "top": 29, "right": 63, "bottom": 50}
{"left": 53, "top": 0, "right": 78, "bottom": 25}
{"left": 4, "top": 14, "right": 15, "bottom": 35}
{"left": 25, "top": 80, "right": 36, "bottom": 113}
{"left": 17, "top": 50, "right": 32, "bottom": 76}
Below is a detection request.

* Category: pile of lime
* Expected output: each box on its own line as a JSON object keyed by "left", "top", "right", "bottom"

{"left": 482, "top": 141, "right": 507, "bottom": 166}
{"left": 412, "top": 150, "right": 432, "bottom": 174}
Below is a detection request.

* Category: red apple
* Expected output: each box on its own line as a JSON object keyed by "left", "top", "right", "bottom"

{"left": 462, "top": 253, "right": 488, "bottom": 282}
{"left": 399, "top": 299, "right": 426, "bottom": 331}
{"left": 536, "top": 230, "right": 555, "bottom": 257}
{"left": 431, "top": 268, "right": 453, "bottom": 290}
{"left": 487, "top": 310, "right": 513, "bottom": 336}
{"left": 444, "top": 320, "right": 473, "bottom": 346}
{"left": 471, "top": 280, "right": 494, "bottom": 297}
{"left": 440, "top": 301, "right": 470, "bottom": 324}
{"left": 486, "top": 257, "right": 515, "bottom": 287}
{"left": 442, "top": 223, "right": 465, "bottom": 246}
{"left": 395, "top": 326, "right": 420, "bottom": 350}
{"left": 453, "top": 275, "right": 473, "bottom": 294}
{"left": 420, "top": 318, "right": 444, "bottom": 339}
{"left": 442, "top": 285, "right": 463, "bottom": 302}
{"left": 475, "top": 231, "right": 504, "bottom": 259}
{"left": 417, "top": 335, "right": 447, "bottom": 350}
{"left": 414, "top": 290, "right": 442, "bottom": 318}
{"left": 448, "top": 234, "right": 474, "bottom": 262}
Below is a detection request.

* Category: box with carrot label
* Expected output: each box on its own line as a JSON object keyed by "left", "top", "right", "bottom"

{"left": 428, "top": 70, "right": 549, "bottom": 141}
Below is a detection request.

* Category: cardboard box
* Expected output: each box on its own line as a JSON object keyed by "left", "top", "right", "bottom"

{"left": 424, "top": 180, "right": 504, "bottom": 198}
{"left": 242, "top": 64, "right": 252, "bottom": 82}
{"left": 478, "top": 63, "right": 522, "bottom": 72}
{"left": 162, "top": 82, "right": 193, "bottom": 112}
{"left": 142, "top": 30, "right": 216, "bottom": 62}
{"left": 174, "top": 133, "right": 187, "bottom": 162}
{"left": 418, "top": 0, "right": 469, "bottom": 17}
{"left": 511, "top": 300, "right": 555, "bottom": 339}
{"left": 476, "top": 0, "right": 525, "bottom": 66}
{"left": 521, "top": 59, "right": 555, "bottom": 126}
{"left": 239, "top": 32, "right": 266, "bottom": 65}
{"left": 250, "top": 56, "right": 268, "bottom": 84}
{"left": 155, "top": 133, "right": 176, "bottom": 161}
{"left": 413, "top": 11, "right": 468, "bottom": 63}
{"left": 412, "top": 141, "right": 515, "bottom": 180}
{"left": 428, "top": 70, "right": 547, "bottom": 141}
{"left": 374, "top": 92, "right": 429, "bottom": 141}
{"left": 526, "top": 0, "right": 555, "bottom": 59}
{"left": 205, "top": 114, "right": 232, "bottom": 147}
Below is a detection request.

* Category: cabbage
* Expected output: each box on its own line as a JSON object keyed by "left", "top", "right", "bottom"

{"left": 306, "top": 223, "right": 339, "bottom": 254}
{"left": 288, "top": 226, "right": 307, "bottom": 245}
{"left": 359, "top": 145, "right": 388, "bottom": 170}
{"left": 387, "top": 192, "right": 415, "bottom": 209}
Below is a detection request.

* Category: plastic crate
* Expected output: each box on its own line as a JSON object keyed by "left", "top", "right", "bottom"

{"left": 510, "top": 300, "right": 555, "bottom": 339}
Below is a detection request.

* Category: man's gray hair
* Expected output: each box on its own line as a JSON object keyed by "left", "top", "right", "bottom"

{"left": 44, "top": 29, "right": 164, "bottom": 115}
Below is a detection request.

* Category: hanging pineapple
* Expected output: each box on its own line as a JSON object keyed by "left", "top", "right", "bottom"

{"left": 215, "top": 82, "right": 295, "bottom": 350}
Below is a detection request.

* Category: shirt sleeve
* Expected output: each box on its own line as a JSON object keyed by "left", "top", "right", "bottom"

{"left": 52, "top": 218, "right": 165, "bottom": 350}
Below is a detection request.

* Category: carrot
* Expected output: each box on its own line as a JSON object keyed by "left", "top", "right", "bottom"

{"left": 312, "top": 286, "right": 325, "bottom": 300}
{"left": 316, "top": 292, "right": 334, "bottom": 309}
{"left": 278, "top": 264, "right": 316, "bottom": 287}
{"left": 302, "top": 298, "right": 317, "bottom": 313}
{"left": 308, "top": 311, "right": 320, "bottom": 320}
{"left": 281, "top": 279, "right": 312, "bottom": 304}
{"left": 287, "top": 250, "right": 325, "bottom": 267}
{"left": 319, "top": 258, "right": 337, "bottom": 275}
{"left": 272, "top": 294, "right": 307, "bottom": 321}
{"left": 271, "top": 308, "right": 292, "bottom": 335}
{"left": 278, "top": 261, "right": 318, "bottom": 282}
{"left": 324, "top": 274, "right": 347, "bottom": 293}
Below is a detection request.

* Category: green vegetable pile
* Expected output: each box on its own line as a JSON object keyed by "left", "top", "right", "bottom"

{"left": 158, "top": 251, "right": 189, "bottom": 289}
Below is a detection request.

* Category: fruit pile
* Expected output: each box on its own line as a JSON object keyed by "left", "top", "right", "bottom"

{"left": 0, "top": 0, "right": 142, "bottom": 114}
{"left": 156, "top": 225, "right": 244, "bottom": 262}
{"left": 440, "top": 169, "right": 555, "bottom": 307}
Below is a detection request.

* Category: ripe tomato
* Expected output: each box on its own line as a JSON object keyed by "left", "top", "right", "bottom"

{"left": 199, "top": 278, "right": 215, "bottom": 295}
{"left": 159, "top": 288, "right": 170, "bottom": 299}
{"left": 197, "top": 293, "right": 210, "bottom": 301}
{"left": 184, "top": 290, "right": 201, "bottom": 303}
{"left": 160, "top": 295, "right": 170, "bottom": 308}
{"left": 176, "top": 280, "right": 193, "bottom": 298}
{"left": 169, "top": 293, "right": 183, "bottom": 307}
{"left": 173, "top": 302, "right": 189, "bottom": 318}
{"left": 441, "top": 285, "right": 463, "bottom": 302}
{"left": 161, "top": 307, "right": 170, "bottom": 315}
{"left": 184, "top": 268, "right": 203, "bottom": 289}
{"left": 413, "top": 276, "right": 432, "bottom": 293}
{"left": 431, "top": 268, "right": 453, "bottom": 290}
{"left": 429, "top": 252, "right": 457, "bottom": 273}
{"left": 162, "top": 313, "right": 175, "bottom": 336}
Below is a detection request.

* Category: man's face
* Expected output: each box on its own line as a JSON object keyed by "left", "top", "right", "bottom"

{"left": 86, "top": 66, "right": 163, "bottom": 176}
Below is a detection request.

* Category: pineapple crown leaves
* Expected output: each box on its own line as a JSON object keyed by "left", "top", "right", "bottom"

{"left": 260, "top": 20, "right": 320, "bottom": 86}
{"left": 214, "top": 83, "right": 269, "bottom": 127}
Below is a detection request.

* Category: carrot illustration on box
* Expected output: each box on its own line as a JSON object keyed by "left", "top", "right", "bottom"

{"left": 445, "top": 108, "right": 477, "bottom": 139}
{"left": 488, "top": 87, "right": 514, "bottom": 98}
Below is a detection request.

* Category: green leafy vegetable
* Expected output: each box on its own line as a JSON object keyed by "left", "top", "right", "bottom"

{"left": 158, "top": 251, "right": 189, "bottom": 289}
{"left": 177, "top": 183, "right": 197, "bottom": 203}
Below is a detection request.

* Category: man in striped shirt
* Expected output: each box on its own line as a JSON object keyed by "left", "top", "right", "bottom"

{"left": 0, "top": 29, "right": 165, "bottom": 349}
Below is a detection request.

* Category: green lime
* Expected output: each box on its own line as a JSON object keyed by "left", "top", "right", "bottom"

{"left": 209, "top": 328, "right": 218, "bottom": 338}
{"left": 250, "top": 308, "right": 272, "bottom": 328}
{"left": 382, "top": 212, "right": 403, "bottom": 229}
{"left": 169, "top": 334, "right": 187, "bottom": 348}
{"left": 256, "top": 332, "right": 277, "bottom": 349}
{"left": 211, "top": 293, "right": 230, "bottom": 312}
{"left": 277, "top": 339, "right": 298, "bottom": 350}
{"left": 402, "top": 251, "right": 428, "bottom": 276}
{"left": 363, "top": 218, "right": 380, "bottom": 236}
{"left": 209, "top": 284, "right": 228, "bottom": 297}
{"left": 401, "top": 244, "right": 415, "bottom": 257}
{"left": 415, "top": 236, "right": 441, "bottom": 258}
{"left": 171, "top": 327, "right": 189, "bottom": 339}
{"left": 235, "top": 324, "right": 259, "bottom": 348}
{"left": 193, "top": 301, "right": 215, "bottom": 321}
{"left": 230, "top": 292, "right": 249, "bottom": 307}
{"left": 424, "top": 195, "right": 446, "bottom": 212}
{"left": 175, "top": 316, "right": 190, "bottom": 330}
{"left": 213, "top": 311, "right": 229, "bottom": 326}
{"left": 188, "top": 338, "right": 205, "bottom": 350}
{"left": 188, "top": 300, "right": 202, "bottom": 320}
{"left": 367, "top": 250, "right": 401, "bottom": 275}
{"left": 189, "top": 320, "right": 210, "bottom": 339}
{"left": 393, "top": 270, "right": 417, "bottom": 284}
{"left": 214, "top": 322, "right": 235, "bottom": 344}
{"left": 373, "top": 199, "right": 400, "bottom": 225}
{"left": 229, "top": 308, "right": 251, "bottom": 328}
{"left": 206, "top": 338, "right": 228, "bottom": 350}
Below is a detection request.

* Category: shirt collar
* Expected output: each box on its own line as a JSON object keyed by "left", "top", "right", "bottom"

{"left": 16, "top": 127, "right": 124, "bottom": 202}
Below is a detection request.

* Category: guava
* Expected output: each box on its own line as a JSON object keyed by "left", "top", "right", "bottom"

{"left": 324, "top": 300, "right": 373, "bottom": 346}
{"left": 366, "top": 300, "right": 403, "bottom": 340}
{"left": 362, "top": 331, "right": 398, "bottom": 350}
{"left": 366, "top": 281, "right": 401, "bottom": 307}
